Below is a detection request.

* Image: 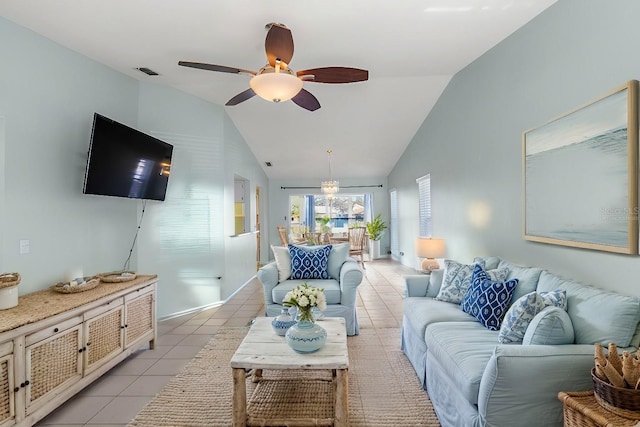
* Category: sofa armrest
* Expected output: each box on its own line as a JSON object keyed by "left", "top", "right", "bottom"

{"left": 257, "top": 262, "right": 279, "bottom": 305}
{"left": 403, "top": 275, "right": 430, "bottom": 298}
{"left": 478, "top": 344, "right": 595, "bottom": 426}
{"left": 339, "top": 259, "right": 363, "bottom": 307}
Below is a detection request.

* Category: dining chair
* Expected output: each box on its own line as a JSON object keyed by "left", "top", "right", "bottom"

{"left": 276, "top": 226, "right": 289, "bottom": 246}
{"left": 348, "top": 226, "right": 367, "bottom": 269}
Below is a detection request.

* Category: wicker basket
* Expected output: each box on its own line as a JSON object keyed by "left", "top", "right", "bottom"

{"left": 592, "top": 368, "right": 640, "bottom": 419}
{"left": 98, "top": 271, "right": 137, "bottom": 283}
{"left": 0, "top": 273, "right": 20, "bottom": 290}
{"left": 559, "top": 390, "right": 639, "bottom": 427}
{"left": 51, "top": 277, "right": 100, "bottom": 294}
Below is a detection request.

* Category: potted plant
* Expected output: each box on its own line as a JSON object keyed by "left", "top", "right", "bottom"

{"left": 366, "top": 214, "right": 387, "bottom": 259}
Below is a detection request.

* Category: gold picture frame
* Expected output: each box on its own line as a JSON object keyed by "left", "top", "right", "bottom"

{"left": 523, "top": 80, "right": 638, "bottom": 254}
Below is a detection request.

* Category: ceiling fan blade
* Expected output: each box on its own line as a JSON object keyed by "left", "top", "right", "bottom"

{"left": 297, "top": 67, "right": 369, "bottom": 83}
{"left": 291, "top": 89, "right": 321, "bottom": 112}
{"left": 178, "top": 61, "right": 255, "bottom": 75}
{"left": 225, "top": 88, "right": 256, "bottom": 106}
{"left": 265, "top": 24, "right": 294, "bottom": 67}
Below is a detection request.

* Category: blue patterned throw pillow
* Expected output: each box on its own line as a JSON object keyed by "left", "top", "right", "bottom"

{"left": 461, "top": 264, "right": 518, "bottom": 331}
{"left": 289, "top": 244, "right": 332, "bottom": 280}
{"left": 498, "top": 289, "right": 567, "bottom": 343}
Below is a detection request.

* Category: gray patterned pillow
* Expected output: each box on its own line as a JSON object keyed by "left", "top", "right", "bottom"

{"left": 435, "top": 260, "right": 508, "bottom": 304}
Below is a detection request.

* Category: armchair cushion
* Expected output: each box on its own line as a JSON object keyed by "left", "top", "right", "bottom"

{"left": 327, "top": 243, "right": 350, "bottom": 280}
{"left": 272, "top": 279, "right": 342, "bottom": 305}
{"left": 289, "top": 244, "right": 332, "bottom": 280}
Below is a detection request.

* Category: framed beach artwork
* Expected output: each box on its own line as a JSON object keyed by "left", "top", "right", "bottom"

{"left": 523, "top": 80, "right": 639, "bottom": 254}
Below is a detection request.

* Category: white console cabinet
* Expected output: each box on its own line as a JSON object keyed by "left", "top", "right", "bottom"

{"left": 0, "top": 275, "right": 157, "bottom": 427}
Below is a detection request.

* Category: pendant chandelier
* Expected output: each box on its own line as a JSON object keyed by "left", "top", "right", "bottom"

{"left": 321, "top": 149, "right": 339, "bottom": 200}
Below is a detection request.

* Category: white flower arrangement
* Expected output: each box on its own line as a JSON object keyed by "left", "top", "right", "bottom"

{"left": 282, "top": 283, "right": 327, "bottom": 322}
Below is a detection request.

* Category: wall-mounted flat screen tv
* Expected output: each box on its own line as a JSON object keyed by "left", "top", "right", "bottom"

{"left": 83, "top": 113, "right": 173, "bottom": 201}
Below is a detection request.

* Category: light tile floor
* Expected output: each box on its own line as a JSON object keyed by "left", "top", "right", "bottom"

{"left": 36, "top": 258, "right": 416, "bottom": 426}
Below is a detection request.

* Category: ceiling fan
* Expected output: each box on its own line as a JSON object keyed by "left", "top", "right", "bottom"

{"left": 178, "top": 23, "right": 368, "bottom": 112}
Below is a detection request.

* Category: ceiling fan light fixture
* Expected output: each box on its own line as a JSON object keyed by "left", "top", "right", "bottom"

{"left": 249, "top": 70, "right": 303, "bottom": 103}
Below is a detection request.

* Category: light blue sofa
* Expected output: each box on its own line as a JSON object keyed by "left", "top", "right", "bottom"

{"left": 402, "top": 256, "right": 640, "bottom": 427}
{"left": 257, "top": 243, "right": 363, "bottom": 335}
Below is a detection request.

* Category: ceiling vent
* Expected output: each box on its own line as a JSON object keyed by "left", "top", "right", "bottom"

{"left": 136, "top": 67, "right": 159, "bottom": 76}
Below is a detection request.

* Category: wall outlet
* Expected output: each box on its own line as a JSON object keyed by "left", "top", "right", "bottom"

{"left": 19, "top": 239, "right": 30, "bottom": 254}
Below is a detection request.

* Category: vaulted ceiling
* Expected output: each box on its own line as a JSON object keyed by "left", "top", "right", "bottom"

{"left": 1, "top": 0, "right": 556, "bottom": 180}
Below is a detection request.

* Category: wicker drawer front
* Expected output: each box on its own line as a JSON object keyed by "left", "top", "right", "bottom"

{"left": 0, "top": 354, "right": 14, "bottom": 425}
{"left": 25, "top": 315, "right": 82, "bottom": 347}
{"left": 85, "top": 306, "right": 124, "bottom": 373}
{"left": 26, "top": 325, "right": 82, "bottom": 410}
{"left": 125, "top": 293, "right": 153, "bottom": 347}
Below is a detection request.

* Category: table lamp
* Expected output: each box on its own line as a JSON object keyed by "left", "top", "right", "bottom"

{"left": 415, "top": 237, "right": 446, "bottom": 271}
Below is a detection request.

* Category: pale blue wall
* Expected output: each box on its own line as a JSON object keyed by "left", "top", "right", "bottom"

{"left": 0, "top": 17, "right": 139, "bottom": 294}
{"left": 389, "top": 0, "right": 640, "bottom": 296}
{"left": 0, "top": 17, "right": 267, "bottom": 317}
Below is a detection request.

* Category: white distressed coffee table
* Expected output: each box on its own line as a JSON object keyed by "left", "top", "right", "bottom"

{"left": 230, "top": 317, "right": 349, "bottom": 427}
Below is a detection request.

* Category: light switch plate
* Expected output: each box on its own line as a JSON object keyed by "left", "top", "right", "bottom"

{"left": 19, "top": 239, "right": 29, "bottom": 254}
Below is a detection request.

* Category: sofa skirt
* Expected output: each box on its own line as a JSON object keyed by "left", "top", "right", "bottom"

{"left": 401, "top": 315, "right": 428, "bottom": 388}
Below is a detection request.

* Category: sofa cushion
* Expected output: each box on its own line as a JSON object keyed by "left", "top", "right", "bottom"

{"left": 536, "top": 271, "right": 640, "bottom": 347}
{"left": 498, "top": 290, "right": 567, "bottom": 344}
{"left": 271, "top": 245, "right": 292, "bottom": 282}
{"left": 272, "top": 279, "right": 342, "bottom": 305}
{"left": 523, "top": 306, "right": 575, "bottom": 345}
{"left": 403, "top": 298, "right": 476, "bottom": 340}
{"left": 497, "top": 260, "right": 543, "bottom": 302}
{"left": 425, "top": 322, "right": 499, "bottom": 405}
{"left": 289, "top": 244, "right": 332, "bottom": 279}
{"left": 473, "top": 256, "right": 501, "bottom": 270}
{"left": 327, "top": 243, "right": 350, "bottom": 280}
{"left": 461, "top": 264, "right": 518, "bottom": 331}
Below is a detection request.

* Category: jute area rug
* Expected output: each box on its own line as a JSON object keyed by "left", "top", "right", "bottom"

{"left": 128, "top": 324, "right": 441, "bottom": 426}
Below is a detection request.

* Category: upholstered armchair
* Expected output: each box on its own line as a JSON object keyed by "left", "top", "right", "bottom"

{"left": 257, "top": 243, "right": 364, "bottom": 335}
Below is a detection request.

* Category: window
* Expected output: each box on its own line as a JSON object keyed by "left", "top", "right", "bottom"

{"left": 416, "top": 175, "right": 432, "bottom": 237}
{"left": 289, "top": 193, "right": 367, "bottom": 236}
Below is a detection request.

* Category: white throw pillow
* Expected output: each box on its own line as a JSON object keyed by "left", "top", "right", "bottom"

{"left": 271, "top": 245, "right": 291, "bottom": 283}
